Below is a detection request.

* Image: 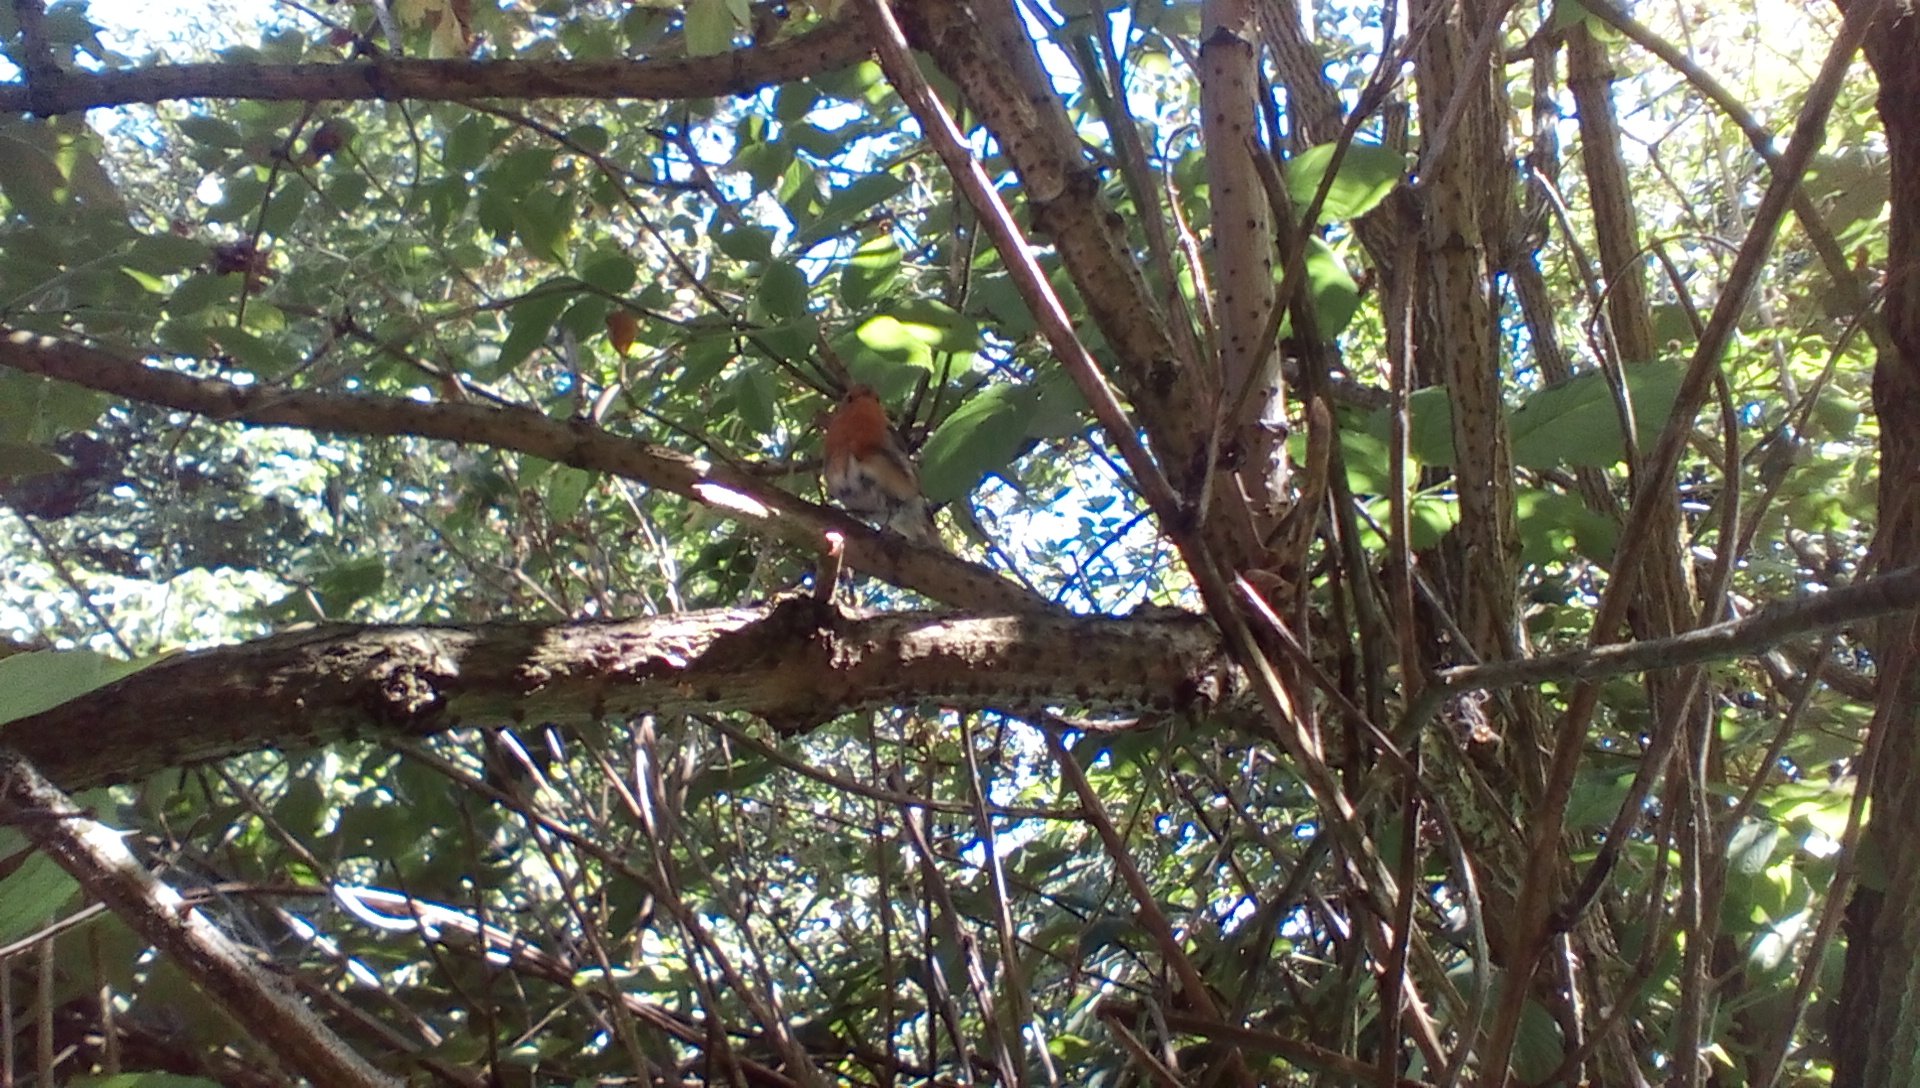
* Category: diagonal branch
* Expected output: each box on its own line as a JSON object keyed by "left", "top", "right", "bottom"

{"left": 1431, "top": 565, "right": 1920, "bottom": 698}
{"left": 0, "top": 749, "right": 402, "bottom": 1088}
{"left": 0, "top": 327, "right": 1044, "bottom": 612}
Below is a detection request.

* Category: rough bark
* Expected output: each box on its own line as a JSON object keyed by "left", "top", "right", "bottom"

{"left": 2, "top": 602, "right": 1240, "bottom": 791}
{"left": 1836, "top": 3, "right": 1920, "bottom": 1084}
{"left": 0, "top": 14, "right": 873, "bottom": 114}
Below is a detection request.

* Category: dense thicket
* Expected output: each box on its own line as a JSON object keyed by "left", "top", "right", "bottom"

{"left": 2, "top": 1, "right": 1917, "bottom": 1085}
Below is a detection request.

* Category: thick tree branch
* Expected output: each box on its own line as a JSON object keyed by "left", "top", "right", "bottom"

{"left": 0, "top": 328, "right": 1044, "bottom": 613}
{"left": 0, "top": 749, "right": 402, "bottom": 1088}
{"left": 1, "top": 601, "right": 1240, "bottom": 791}
{"left": 0, "top": 15, "right": 871, "bottom": 115}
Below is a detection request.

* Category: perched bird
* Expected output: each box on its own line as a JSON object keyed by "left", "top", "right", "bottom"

{"left": 822, "top": 384, "right": 940, "bottom": 547}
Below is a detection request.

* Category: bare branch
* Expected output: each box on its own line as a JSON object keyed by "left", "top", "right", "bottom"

{"left": 0, "top": 749, "right": 402, "bottom": 1088}
{"left": 1433, "top": 566, "right": 1920, "bottom": 696}
{"left": 0, "top": 15, "right": 871, "bottom": 115}
{"left": 5, "top": 601, "right": 1239, "bottom": 790}
{"left": 0, "top": 327, "right": 1044, "bottom": 613}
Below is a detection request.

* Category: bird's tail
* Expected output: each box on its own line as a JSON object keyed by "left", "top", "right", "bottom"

{"left": 888, "top": 498, "right": 943, "bottom": 550}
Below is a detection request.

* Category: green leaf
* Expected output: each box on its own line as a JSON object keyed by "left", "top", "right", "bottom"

{"left": 485, "top": 148, "right": 557, "bottom": 196}
{"left": 840, "top": 235, "right": 902, "bottom": 308}
{"left": 495, "top": 287, "right": 574, "bottom": 375}
{"left": 579, "top": 252, "right": 638, "bottom": 295}
{"left": 0, "top": 852, "right": 78, "bottom": 946}
{"left": 0, "top": 440, "right": 68, "bottom": 478}
{"left": 444, "top": 115, "right": 497, "bottom": 172}
{"left": 1277, "top": 236, "right": 1360, "bottom": 338}
{"left": 919, "top": 385, "right": 1039, "bottom": 504}
{"left": 1508, "top": 364, "right": 1685, "bottom": 469}
{"left": 546, "top": 465, "right": 593, "bottom": 522}
{"left": 685, "top": 0, "right": 736, "bottom": 56}
{"left": 205, "top": 172, "right": 268, "bottom": 225}
{"left": 733, "top": 139, "right": 793, "bottom": 194}
{"left": 735, "top": 368, "right": 777, "bottom": 435}
{"left": 0, "top": 649, "right": 160, "bottom": 727}
{"left": 881, "top": 298, "right": 978, "bottom": 352}
{"left": 1516, "top": 488, "right": 1619, "bottom": 566}
{"left": 792, "top": 171, "right": 906, "bottom": 250}
{"left": 313, "top": 557, "right": 387, "bottom": 615}
{"left": 0, "top": 375, "right": 104, "bottom": 442}
{"left": 260, "top": 185, "right": 307, "bottom": 236}
{"left": 176, "top": 115, "right": 246, "bottom": 149}
{"left": 717, "top": 225, "right": 775, "bottom": 262}
{"left": 1285, "top": 141, "right": 1408, "bottom": 224}
{"left": 685, "top": 755, "right": 776, "bottom": 810}
{"left": 167, "top": 272, "right": 240, "bottom": 317}
{"left": 753, "top": 260, "right": 810, "bottom": 321}
{"left": 210, "top": 327, "right": 295, "bottom": 375}
{"left": 775, "top": 83, "right": 818, "bottom": 124}
{"left": 123, "top": 233, "right": 213, "bottom": 275}
{"left": 512, "top": 192, "right": 573, "bottom": 265}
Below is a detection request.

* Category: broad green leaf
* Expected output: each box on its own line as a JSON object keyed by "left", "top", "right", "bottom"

{"left": 776, "top": 83, "right": 818, "bottom": 123}
{"left": 579, "top": 252, "right": 638, "bottom": 294}
{"left": 792, "top": 171, "right": 905, "bottom": 250}
{"left": 512, "top": 192, "right": 573, "bottom": 264}
{"left": 205, "top": 172, "right": 268, "bottom": 224}
{"left": 260, "top": 185, "right": 307, "bottom": 236}
{"left": 685, "top": 0, "right": 735, "bottom": 56}
{"left": 1360, "top": 386, "right": 1456, "bottom": 467}
{"left": 546, "top": 465, "right": 593, "bottom": 522}
{"left": 485, "top": 148, "right": 557, "bottom": 196}
{"left": 559, "top": 294, "right": 612, "bottom": 340}
{"left": 839, "top": 235, "right": 901, "bottom": 308}
{"left": 123, "top": 233, "right": 213, "bottom": 275}
{"left": 313, "top": 557, "right": 387, "bottom": 616}
{"left": 0, "top": 121, "right": 67, "bottom": 215}
{"left": 1277, "top": 236, "right": 1360, "bottom": 338}
{"left": 1516, "top": 487, "right": 1618, "bottom": 566}
{"left": 495, "top": 287, "right": 574, "bottom": 375}
{"left": 176, "top": 115, "right": 246, "bottom": 149}
{"left": 1026, "top": 369, "right": 1089, "bottom": 439}
{"left": 167, "top": 272, "right": 239, "bottom": 317}
{"left": 847, "top": 315, "right": 933, "bottom": 379}
{"left": 685, "top": 755, "right": 776, "bottom": 810}
{"left": 717, "top": 225, "right": 775, "bottom": 262}
{"left": 1509, "top": 364, "right": 1684, "bottom": 469}
{"left": 733, "top": 139, "right": 792, "bottom": 194}
{"left": 0, "top": 440, "right": 68, "bottom": 478}
{"left": 0, "top": 649, "right": 160, "bottom": 726}
{"left": 0, "top": 853, "right": 78, "bottom": 946}
{"left": 210, "top": 327, "right": 295, "bottom": 375}
{"left": 753, "top": 259, "right": 810, "bottom": 320}
{"left": 444, "top": 115, "right": 497, "bottom": 172}
{"left": 0, "top": 374, "right": 106, "bottom": 442}
{"left": 1285, "top": 141, "right": 1407, "bottom": 223}
{"left": 735, "top": 368, "right": 777, "bottom": 435}
{"left": 920, "top": 385, "right": 1040, "bottom": 503}
{"left": 882, "top": 298, "right": 978, "bottom": 352}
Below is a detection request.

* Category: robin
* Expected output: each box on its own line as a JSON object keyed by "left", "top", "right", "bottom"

{"left": 822, "top": 384, "right": 940, "bottom": 547}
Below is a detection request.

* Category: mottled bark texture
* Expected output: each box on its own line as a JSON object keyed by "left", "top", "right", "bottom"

{"left": 1836, "top": 4, "right": 1920, "bottom": 1085}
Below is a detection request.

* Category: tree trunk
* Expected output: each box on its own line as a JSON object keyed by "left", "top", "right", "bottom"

{"left": 1835, "top": 3, "right": 1920, "bottom": 1084}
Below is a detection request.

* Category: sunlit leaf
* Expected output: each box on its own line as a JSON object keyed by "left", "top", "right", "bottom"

{"left": 1285, "top": 141, "right": 1407, "bottom": 223}
{"left": 919, "top": 385, "right": 1039, "bottom": 504}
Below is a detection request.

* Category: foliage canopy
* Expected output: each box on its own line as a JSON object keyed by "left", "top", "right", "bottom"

{"left": 1, "top": 0, "right": 1917, "bottom": 1085}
